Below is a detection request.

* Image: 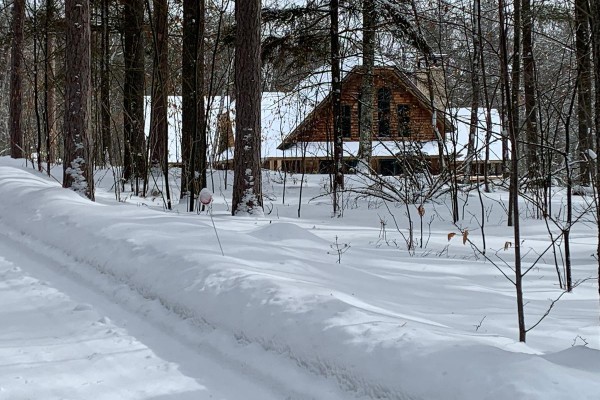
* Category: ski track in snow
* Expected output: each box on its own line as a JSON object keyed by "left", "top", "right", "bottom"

{"left": 0, "top": 226, "right": 355, "bottom": 400}
{"left": 2, "top": 159, "right": 600, "bottom": 400}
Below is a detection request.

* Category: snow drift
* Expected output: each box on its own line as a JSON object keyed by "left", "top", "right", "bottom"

{"left": 1, "top": 159, "right": 599, "bottom": 400}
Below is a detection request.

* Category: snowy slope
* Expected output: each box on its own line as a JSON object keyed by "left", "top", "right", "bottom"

{"left": 1, "top": 157, "right": 599, "bottom": 400}
{"left": 0, "top": 247, "right": 204, "bottom": 399}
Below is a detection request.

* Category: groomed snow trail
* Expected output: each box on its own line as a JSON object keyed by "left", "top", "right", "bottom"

{"left": 0, "top": 224, "right": 349, "bottom": 400}
{"left": 3, "top": 160, "right": 600, "bottom": 400}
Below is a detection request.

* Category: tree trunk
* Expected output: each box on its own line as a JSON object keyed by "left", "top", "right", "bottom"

{"left": 0, "top": 45, "right": 10, "bottom": 152}
{"left": 330, "top": 0, "right": 343, "bottom": 216}
{"left": 523, "top": 0, "right": 538, "bottom": 183}
{"left": 357, "top": 0, "right": 374, "bottom": 172}
{"left": 498, "top": 0, "right": 526, "bottom": 342}
{"left": 45, "top": 0, "right": 56, "bottom": 170}
{"left": 33, "top": 0, "right": 42, "bottom": 172}
{"left": 590, "top": 0, "right": 600, "bottom": 316}
{"left": 508, "top": 0, "right": 521, "bottom": 227}
{"left": 464, "top": 0, "right": 481, "bottom": 183}
{"left": 198, "top": 0, "right": 207, "bottom": 193}
{"left": 9, "top": 0, "right": 24, "bottom": 159}
{"left": 478, "top": 0, "right": 493, "bottom": 193}
{"left": 63, "top": 0, "right": 94, "bottom": 200}
{"left": 100, "top": 0, "right": 111, "bottom": 165}
{"left": 576, "top": 0, "right": 592, "bottom": 186}
{"left": 123, "top": 0, "right": 146, "bottom": 192}
{"left": 232, "top": 0, "right": 262, "bottom": 215}
{"left": 181, "top": 0, "right": 200, "bottom": 200}
{"left": 189, "top": 0, "right": 207, "bottom": 212}
{"left": 501, "top": 80, "right": 510, "bottom": 178}
{"left": 149, "top": 0, "right": 168, "bottom": 171}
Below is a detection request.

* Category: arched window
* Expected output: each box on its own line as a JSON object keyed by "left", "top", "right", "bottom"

{"left": 377, "top": 87, "right": 391, "bottom": 136}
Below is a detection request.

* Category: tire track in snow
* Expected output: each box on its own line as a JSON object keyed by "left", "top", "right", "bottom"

{"left": 0, "top": 222, "right": 354, "bottom": 400}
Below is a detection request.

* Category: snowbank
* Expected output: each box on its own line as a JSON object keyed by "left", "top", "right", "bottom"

{"left": 1, "top": 159, "right": 599, "bottom": 400}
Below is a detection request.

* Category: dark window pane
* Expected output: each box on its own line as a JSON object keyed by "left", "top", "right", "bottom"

{"left": 319, "top": 160, "right": 335, "bottom": 174}
{"left": 378, "top": 88, "right": 391, "bottom": 136}
{"left": 397, "top": 104, "right": 410, "bottom": 137}
{"left": 379, "top": 159, "right": 401, "bottom": 176}
{"left": 377, "top": 88, "right": 391, "bottom": 111}
{"left": 342, "top": 104, "right": 352, "bottom": 138}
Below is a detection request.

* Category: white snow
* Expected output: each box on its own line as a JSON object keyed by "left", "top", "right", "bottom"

{"left": 448, "top": 108, "right": 507, "bottom": 161}
{"left": 1, "top": 156, "right": 599, "bottom": 400}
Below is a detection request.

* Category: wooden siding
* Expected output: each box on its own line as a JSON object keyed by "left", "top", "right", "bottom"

{"left": 289, "top": 68, "right": 446, "bottom": 145}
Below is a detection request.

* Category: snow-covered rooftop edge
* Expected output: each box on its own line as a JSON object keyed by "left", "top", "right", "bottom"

{"left": 216, "top": 105, "right": 506, "bottom": 163}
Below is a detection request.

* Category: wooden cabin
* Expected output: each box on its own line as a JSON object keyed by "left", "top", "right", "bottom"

{"left": 212, "top": 65, "right": 507, "bottom": 177}
{"left": 273, "top": 65, "right": 454, "bottom": 175}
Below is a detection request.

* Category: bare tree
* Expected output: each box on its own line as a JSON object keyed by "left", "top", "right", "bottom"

{"left": 330, "top": 0, "right": 343, "bottom": 216}
{"left": 44, "top": 0, "right": 56, "bottom": 172}
{"left": 523, "top": 0, "right": 539, "bottom": 183}
{"left": 122, "top": 0, "right": 146, "bottom": 194}
{"left": 146, "top": 0, "right": 172, "bottom": 208}
{"left": 149, "top": 0, "right": 169, "bottom": 172}
{"left": 357, "top": 0, "right": 374, "bottom": 172}
{"left": 498, "top": 0, "right": 525, "bottom": 342}
{"left": 99, "top": 0, "right": 110, "bottom": 165}
{"left": 232, "top": 0, "right": 262, "bottom": 215}
{"left": 464, "top": 0, "right": 481, "bottom": 183}
{"left": 0, "top": 5, "right": 10, "bottom": 153}
{"left": 576, "top": 0, "right": 592, "bottom": 186}
{"left": 182, "top": 0, "right": 206, "bottom": 209}
{"left": 63, "top": 0, "right": 94, "bottom": 200}
{"left": 188, "top": 0, "right": 207, "bottom": 212}
{"left": 9, "top": 0, "right": 24, "bottom": 159}
{"left": 591, "top": 0, "right": 600, "bottom": 312}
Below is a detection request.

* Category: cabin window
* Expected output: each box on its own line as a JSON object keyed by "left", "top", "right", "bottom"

{"left": 319, "top": 160, "right": 335, "bottom": 174}
{"left": 342, "top": 104, "right": 352, "bottom": 138}
{"left": 377, "top": 87, "right": 391, "bottom": 136}
{"left": 397, "top": 104, "right": 411, "bottom": 137}
{"left": 379, "top": 159, "right": 401, "bottom": 176}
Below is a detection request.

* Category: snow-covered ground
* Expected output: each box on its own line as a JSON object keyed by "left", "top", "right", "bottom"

{"left": 1, "top": 156, "right": 599, "bottom": 400}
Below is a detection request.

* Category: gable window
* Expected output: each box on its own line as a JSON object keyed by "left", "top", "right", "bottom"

{"left": 342, "top": 104, "right": 352, "bottom": 138}
{"left": 397, "top": 104, "right": 410, "bottom": 137}
{"left": 377, "top": 87, "right": 391, "bottom": 136}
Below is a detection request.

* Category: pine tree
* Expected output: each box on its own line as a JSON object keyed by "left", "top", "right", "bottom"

{"left": 122, "top": 0, "right": 146, "bottom": 194}
{"left": 63, "top": 0, "right": 94, "bottom": 200}
{"left": 232, "top": 0, "right": 262, "bottom": 215}
{"left": 8, "top": 0, "right": 24, "bottom": 158}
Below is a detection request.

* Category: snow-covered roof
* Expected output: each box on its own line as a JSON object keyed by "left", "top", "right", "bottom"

{"left": 288, "top": 56, "right": 400, "bottom": 106}
{"left": 213, "top": 92, "right": 311, "bottom": 161}
{"left": 447, "top": 108, "right": 506, "bottom": 161}
{"left": 282, "top": 140, "right": 439, "bottom": 159}
{"left": 218, "top": 107, "right": 506, "bottom": 163}
{"left": 277, "top": 62, "right": 454, "bottom": 149}
{"left": 143, "top": 100, "right": 503, "bottom": 165}
{"left": 218, "top": 139, "right": 440, "bottom": 161}
{"left": 144, "top": 96, "right": 231, "bottom": 163}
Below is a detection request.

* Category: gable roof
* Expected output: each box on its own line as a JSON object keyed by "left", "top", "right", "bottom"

{"left": 144, "top": 95, "right": 231, "bottom": 163}
{"left": 143, "top": 96, "right": 505, "bottom": 165}
{"left": 277, "top": 64, "right": 454, "bottom": 150}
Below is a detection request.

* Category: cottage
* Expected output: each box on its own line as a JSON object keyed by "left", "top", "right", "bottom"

{"left": 272, "top": 64, "right": 453, "bottom": 175}
{"left": 215, "top": 61, "right": 459, "bottom": 175}
{"left": 150, "top": 64, "right": 506, "bottom": 178}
